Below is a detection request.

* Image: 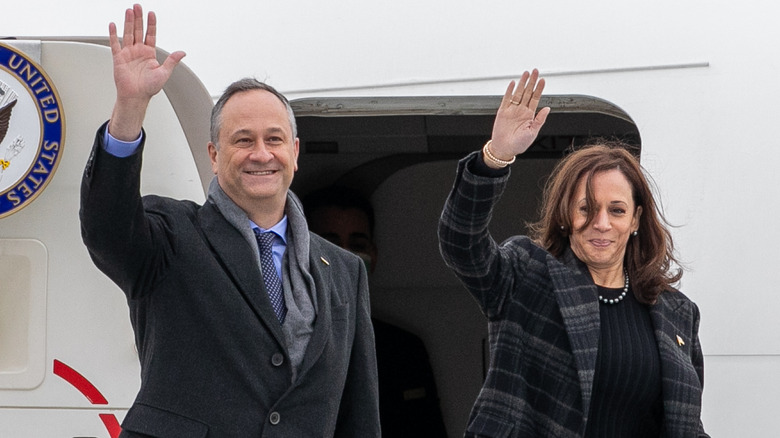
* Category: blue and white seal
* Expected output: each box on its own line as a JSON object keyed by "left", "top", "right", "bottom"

{"left": 0, "top": 42, "right": 65, "bottom": 218}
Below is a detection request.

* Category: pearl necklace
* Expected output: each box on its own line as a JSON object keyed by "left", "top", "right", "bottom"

{"left": 598, "top": 269, "right": 629, "bottom": 305}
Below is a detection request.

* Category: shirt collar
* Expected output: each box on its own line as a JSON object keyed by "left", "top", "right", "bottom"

{"left": 251, "top": 215, "right": 288, "bottom": 244}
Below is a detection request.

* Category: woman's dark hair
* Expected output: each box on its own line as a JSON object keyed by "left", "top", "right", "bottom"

{"left": 529, "top": 141, "right": 682, "bottom": 304}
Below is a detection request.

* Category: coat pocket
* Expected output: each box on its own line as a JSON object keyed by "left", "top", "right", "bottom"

{"left": 121, "top": 403, "right": 209, "bottom": 438}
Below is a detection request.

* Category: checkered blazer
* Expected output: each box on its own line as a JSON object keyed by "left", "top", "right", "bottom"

{"left": 438, "top": 153, "right": 708, "bottom": 438}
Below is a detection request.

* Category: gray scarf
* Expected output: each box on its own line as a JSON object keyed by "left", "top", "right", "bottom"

{"left": 207, "top": 178, "right": 316, "bottom": 380}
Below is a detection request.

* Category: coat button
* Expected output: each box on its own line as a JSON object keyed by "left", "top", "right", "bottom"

{"left": 269, "top": 411, "right": 281, "bottom": 425}
{"left": 271, "top": 353, "right": 284, "bottom": 367}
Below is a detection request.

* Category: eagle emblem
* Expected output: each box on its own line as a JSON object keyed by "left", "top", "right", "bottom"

{"left": 0, "top": 42, "right": 65, "bottom": 218}
{"left": 0, "top": 83, "right": 22, "bottom": 182}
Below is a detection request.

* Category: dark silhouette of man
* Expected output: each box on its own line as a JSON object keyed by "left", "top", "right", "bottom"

{"left": 304, "top": 186, "right": 448, "bottom": 438}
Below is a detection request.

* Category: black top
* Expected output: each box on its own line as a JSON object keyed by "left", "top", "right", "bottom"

{"left": 585, "top": 286, "right": 663, "bottom": 437}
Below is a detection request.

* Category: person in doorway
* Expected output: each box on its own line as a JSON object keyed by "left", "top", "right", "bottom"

{"left": 304, "top": 185, "right": 448, "bottom": 437}
{"left": 80, "top": 5, "right": 379, "bottom": 436}
{"left": 438, "top": 69, "right": 708, "bottom": 437}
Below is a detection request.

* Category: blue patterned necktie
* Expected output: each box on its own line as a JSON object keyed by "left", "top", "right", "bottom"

{"left": 254, "top": 230, "right": 287, "bottom": 324}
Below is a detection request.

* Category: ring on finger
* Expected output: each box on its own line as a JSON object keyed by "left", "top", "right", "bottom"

{"left": 510, "top": 100, "right": 521, "bottom": 105}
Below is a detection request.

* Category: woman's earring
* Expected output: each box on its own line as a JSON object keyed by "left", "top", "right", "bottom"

{"left": 632, "top": 230, "right": 638, "bottom": 237}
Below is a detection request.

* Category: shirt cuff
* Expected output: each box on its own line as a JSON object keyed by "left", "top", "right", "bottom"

{"left": 103, "top": 129, "right": 143, "bottom": 158}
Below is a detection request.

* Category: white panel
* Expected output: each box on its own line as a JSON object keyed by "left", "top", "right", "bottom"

{"left": 701, "top": 355, "right": 780, "bottom": 436}
{"left": 0, "top": 239, "right": 46, "bottom": 389}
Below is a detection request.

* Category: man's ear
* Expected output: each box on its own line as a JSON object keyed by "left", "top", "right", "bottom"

{"left": 208, "top": 142, "right": 218, "bottom": 175}
{"left": 293, "top": 137, "right": 300, "bottom": 172}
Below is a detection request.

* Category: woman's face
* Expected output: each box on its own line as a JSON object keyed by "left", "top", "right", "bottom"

{"left": 568, "top": 169, "right": 642, "bottom": 274}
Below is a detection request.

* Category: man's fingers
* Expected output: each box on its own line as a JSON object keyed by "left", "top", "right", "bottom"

{"left": 122, "top": 7, "right": 135, "bottom": 46}
{"left": 161, "top": 51, "right": 187, "bottom": 73}
{"left": 132, "top": 4, "right": 145, "bottom": 48}
{"left": 109, "top": 22, "right": 121, "bottom": 55}
{"left": 145, "top": 11, "right": 157, "bottom": 47}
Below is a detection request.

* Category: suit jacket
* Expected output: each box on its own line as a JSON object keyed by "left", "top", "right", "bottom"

{"left": 438, "top": 153, "right": 708, "bottom": 438}
{"left": 80, "top": 125, "right": 380, "bottom": 437}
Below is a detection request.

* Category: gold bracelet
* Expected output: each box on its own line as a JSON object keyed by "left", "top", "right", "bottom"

{"left": 482, "top": 140, "right": 516, "bottom": 168}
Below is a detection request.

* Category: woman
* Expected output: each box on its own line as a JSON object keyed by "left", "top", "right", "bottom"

{"left": 438, "top": 70, "right": 707, "bottom": 437}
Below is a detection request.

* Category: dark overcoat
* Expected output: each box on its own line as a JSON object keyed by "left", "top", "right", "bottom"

{"left": 80, "top": 125, "right": 379, "bottom": 437}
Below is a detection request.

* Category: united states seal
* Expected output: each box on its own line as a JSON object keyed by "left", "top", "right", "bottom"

{"left": 0, "top": 42, "right": 65, "bottom": 218}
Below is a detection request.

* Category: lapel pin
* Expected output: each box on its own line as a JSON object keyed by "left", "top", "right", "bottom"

{"left": 676, "top": 335, "right": 685, "bottom": 347}
{"left": 320, "top": 256, "right": 330, "bottom": 266}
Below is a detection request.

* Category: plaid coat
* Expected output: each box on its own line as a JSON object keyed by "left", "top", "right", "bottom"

{"left": 438, "top": 153, "right": 708, "bottom": 438}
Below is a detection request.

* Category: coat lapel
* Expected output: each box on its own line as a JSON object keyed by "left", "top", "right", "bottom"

{"left": 549, "top": 249, "right": 601, "bottom": 423}
{"left": 198, "top": 202, "right": 287, "bottom": 348}
{"left": 548, "top": 244, "right": 702, "bottom": 436}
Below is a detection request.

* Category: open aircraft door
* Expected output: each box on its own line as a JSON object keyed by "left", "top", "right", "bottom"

{"left": 290, "top": 95, "right": 640, "bottom": 436}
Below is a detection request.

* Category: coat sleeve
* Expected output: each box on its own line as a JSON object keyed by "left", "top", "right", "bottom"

{"left": 333, "top": 255, "right": 380, "bottom": 437}
{"left": 437, "top": 151, "right": 536, "bottom": 318}
{"left": 79, "top": 123, "right": 168, "bottom": 299}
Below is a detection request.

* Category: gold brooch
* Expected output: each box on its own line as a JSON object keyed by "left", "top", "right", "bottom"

{"left": 676, "top": 335, "right": 685, "bottom": 347}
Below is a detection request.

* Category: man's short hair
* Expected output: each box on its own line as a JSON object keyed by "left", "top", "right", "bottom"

{"left": 210, "top": 78, "right": 297, "bottom": 146}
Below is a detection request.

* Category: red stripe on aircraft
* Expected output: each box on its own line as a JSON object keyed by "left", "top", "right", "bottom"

{"left": 52, "top": 359, "right": 109, "bottom": 405}
{"left": 99, "top": 413, "right": 122, "bottom": 438}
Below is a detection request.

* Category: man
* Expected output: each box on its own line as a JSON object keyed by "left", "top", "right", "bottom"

{"left": 80, "top": 5, "right": 379, "bottom": 437}
{"left": 303, "top": 186, "right": 448, "bottom": 438}
{"left": 302, "top": 187, "right": 378, "bottom": 273}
